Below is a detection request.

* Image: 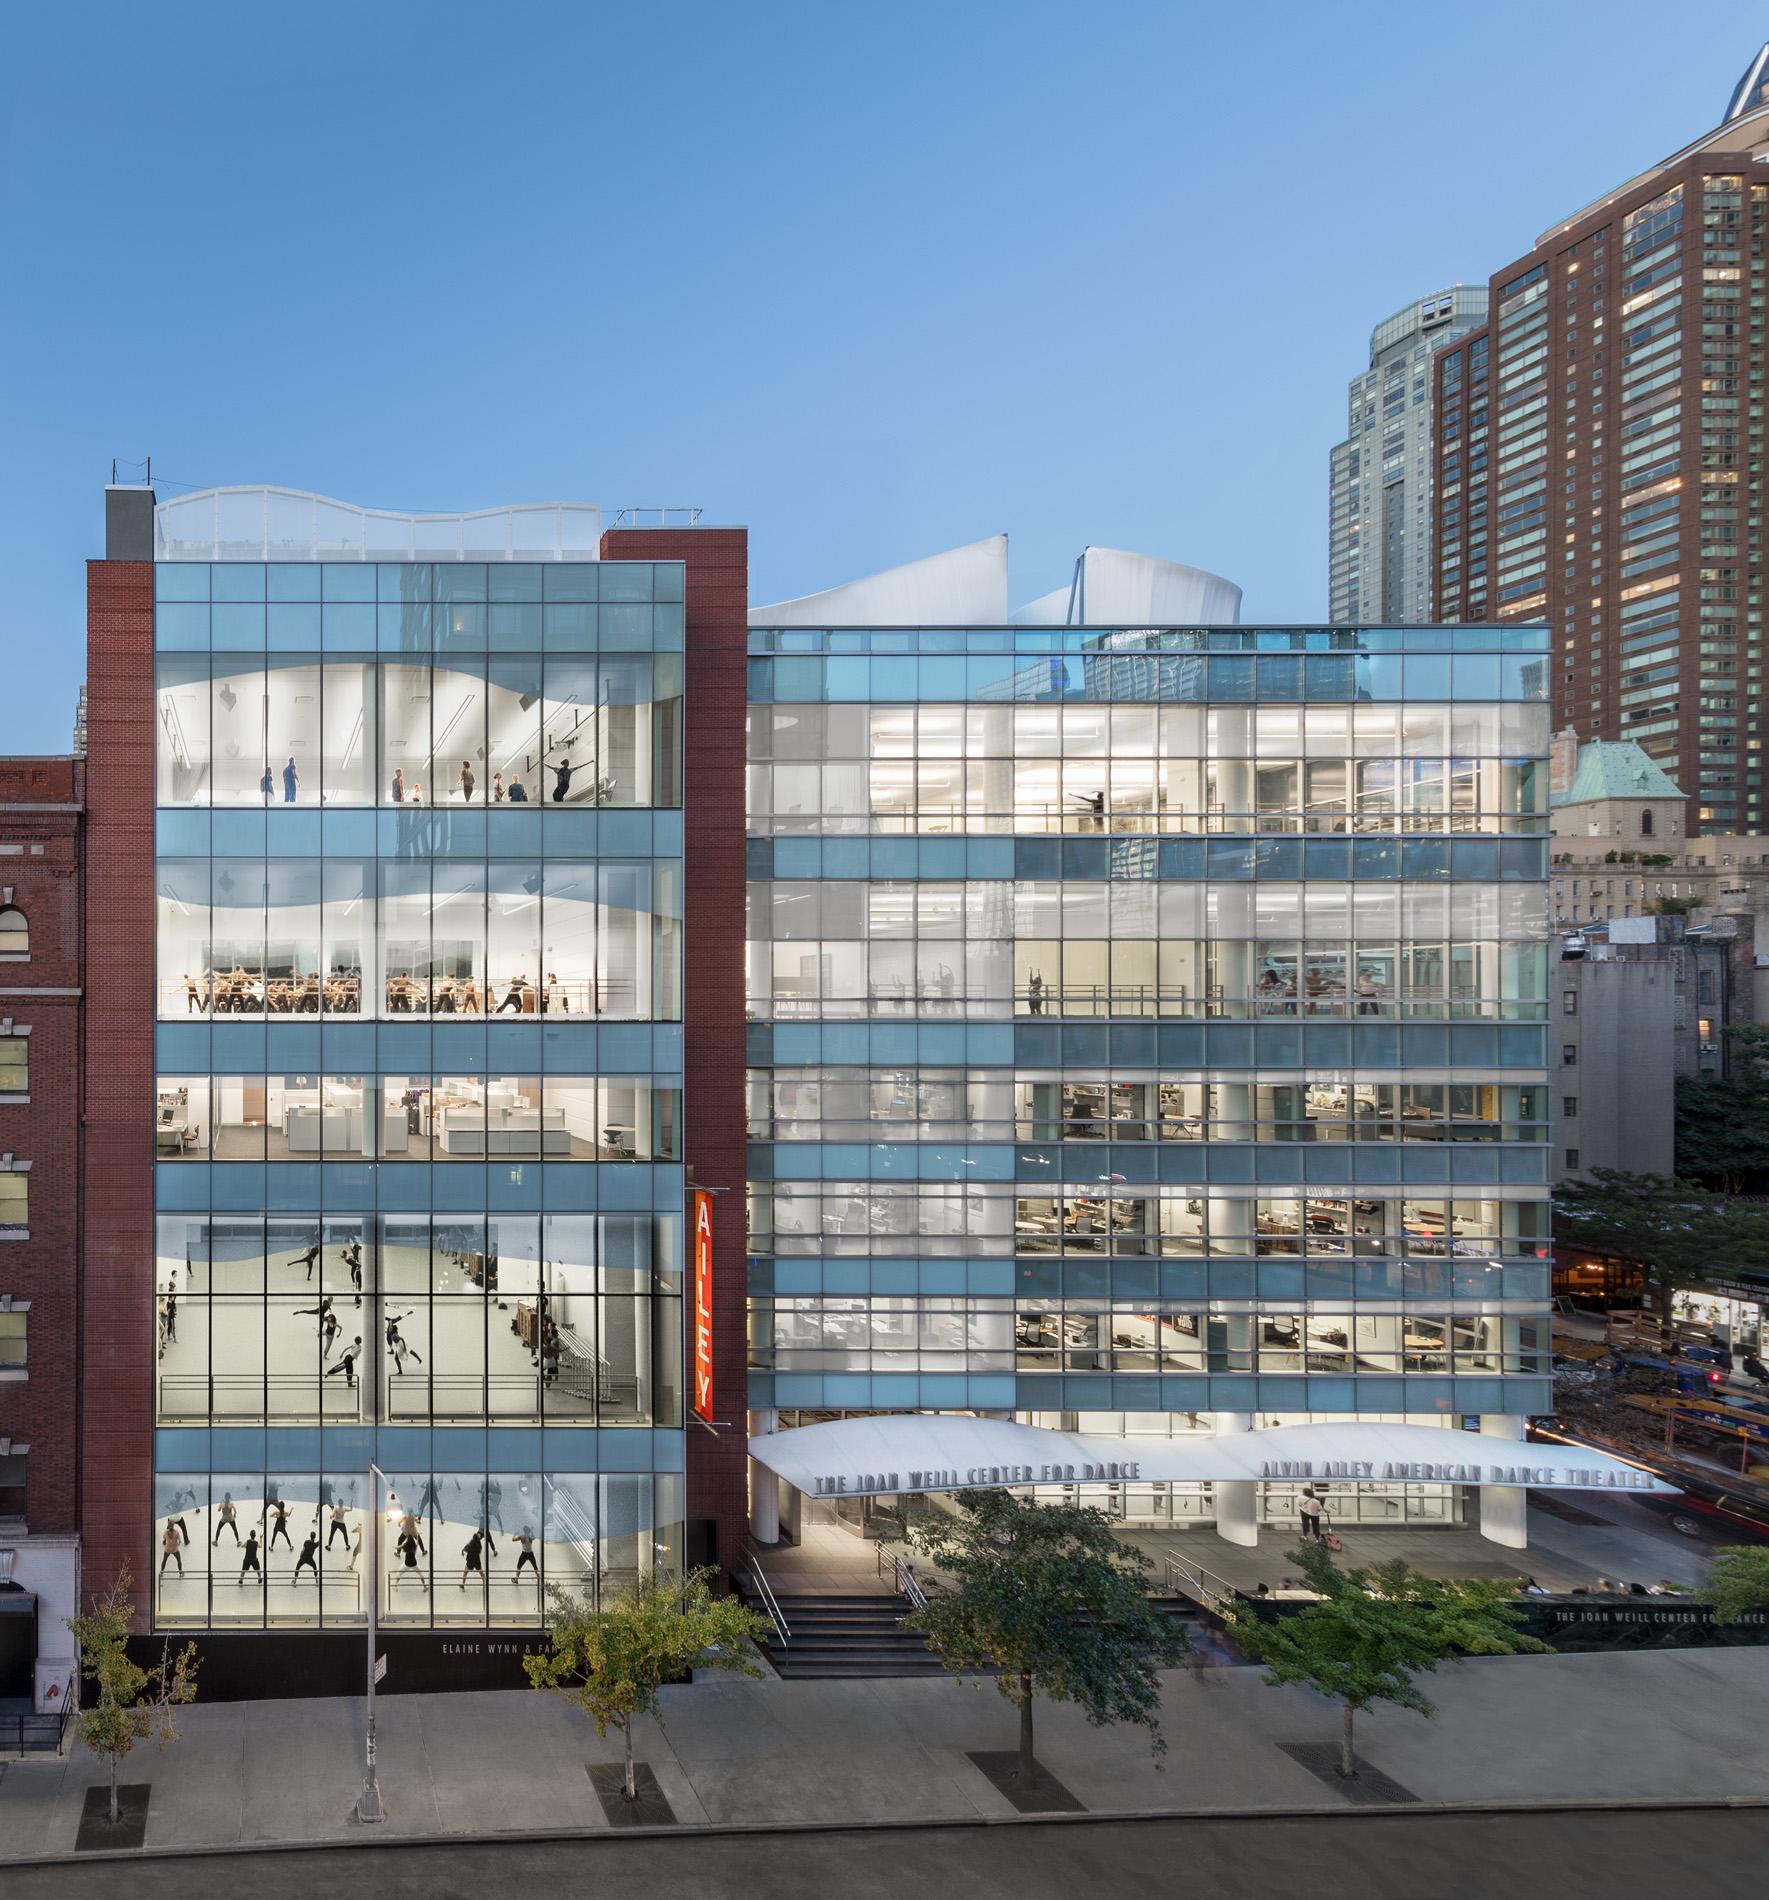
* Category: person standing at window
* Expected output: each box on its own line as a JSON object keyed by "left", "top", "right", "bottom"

{"left": 492, "top": 771, "right": 504, "bottom": 802}
{"left": 459, "top": 760, "right": 476, "bottom": 801}
{"left": 506, "top": 773, "right": 528, "bottom": 803}
{"left": 391, "top": 767, "right": 406, "bottom": 803}
{"left": 260, "top": 765, "right": 275, "bottom": 804}
{"left": 283, "top": 756, "right": 300, "bottom": 803}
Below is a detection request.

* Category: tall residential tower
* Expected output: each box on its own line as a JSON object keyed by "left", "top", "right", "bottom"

{"left": 1329, "top": 288, "right": 1488, "bottom": 624}
{"left": 1434, "top": 45, "right": 1769, "bottom": 836}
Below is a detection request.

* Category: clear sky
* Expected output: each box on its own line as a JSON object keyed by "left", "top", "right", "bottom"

{"left": 0, "top": 1, "right": 1748, "bottom": 750}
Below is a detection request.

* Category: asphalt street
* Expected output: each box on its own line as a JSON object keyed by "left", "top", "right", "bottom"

{"left": 6, "top": 1809, "right": 1767, "bottom": 1900}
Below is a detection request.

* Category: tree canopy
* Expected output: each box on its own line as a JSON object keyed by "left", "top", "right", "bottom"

{"left": 1551, "top": 1168, "right": 1769, "bottom": 1331}
{"left": 1235, "top": 1541, "right": 1548, "bottom": 1778}
{"left": 907, "top": 1489, "right": 1191, "bottom": 1789}
{"left": 1707, "top": 1546, "right": 1769, "bottom": 1626}
{"left": 1676, "top": 1025, "right": 1769, "bottom": 1194}
{"left": 67, "top": 1568, "right": 199, "bottom": 1824}
{"left": 525, "top": 1567, "right": 768, "bottom": 1801}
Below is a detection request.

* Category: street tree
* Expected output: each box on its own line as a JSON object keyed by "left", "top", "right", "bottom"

{"left": 1676, "top": 1026, "right": 1769, "bottom": 1193}
{"left": 1235, "top": 1541, "right": 1548, "bottom": 1780}
{"left": 1707, "top": 1546, "right": 1769, "bottom": 1625}
{"left": 524, "top": 1567, "right": 769, "bottom": 1803}
{"left": 67, "top": 1568, "right": 199, "bottom": 1825}
{"left": 906, "top": 1489, "right": 1191, "bottom": 1793}
{"left": 1551, "top": 1169, "right": 1769, "bottom": 1340}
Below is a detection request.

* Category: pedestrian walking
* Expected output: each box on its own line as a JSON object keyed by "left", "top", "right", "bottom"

{"left": 1299, "top": 1486, "right": 1326, "bottom": 1542}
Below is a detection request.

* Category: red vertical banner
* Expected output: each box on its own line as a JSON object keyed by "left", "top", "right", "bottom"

{"left": 692, "top": 1189, "right": 714, "bottom": 1422}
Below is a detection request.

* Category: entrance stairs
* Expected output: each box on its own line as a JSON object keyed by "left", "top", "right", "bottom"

{"left": 736, "top": 1575, "right": 1201, "bottom": 1680}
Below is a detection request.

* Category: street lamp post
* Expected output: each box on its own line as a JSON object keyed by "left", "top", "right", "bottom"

{"left": 355, "top": 1461, "right": 391, "bottom": 1825}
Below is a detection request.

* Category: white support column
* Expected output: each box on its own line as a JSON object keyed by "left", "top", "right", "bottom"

{"left": 748, "top": 1408, "right": 780, "bottom": 1545}
{"left": 1208, "top": 1410, "right": 1259, "bottom": 1547}
{"left": 1478, "top": 1414, "right": 1528, "bottom": 1550}
{"left": 780, "top": 1479, "right": 802, "bottom": 1546}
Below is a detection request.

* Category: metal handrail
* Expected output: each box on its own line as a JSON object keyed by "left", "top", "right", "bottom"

{"left": 1164, "top": 1549, "right": 1238, "bottom": 1612}
{"left": 876, "top": 1544, "right": 928, "bottom": 1610}
{"left": 742, "top": 1544, "right": 791, "bottom": 1649}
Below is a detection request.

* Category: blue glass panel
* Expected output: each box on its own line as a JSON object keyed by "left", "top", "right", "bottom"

{"left": 378, "top": 603, "right": 434, "bottom": 652}
{"left": 321, "top": 564, "right": 375, "bottom": 602}
{"left": 154, "top": 602, "right": 209, "bottom": 650}
{"left": 1255, "top": 656, "right": 1302, "bottom": 699}
{"left": 156, "top": 565, "right": 209, "bottom": 603}
{"left": 211, "top": 603, "right": 264, "bottom": 651}
{"left": 320, "top": 603, "right": 374, "bottom": 651}
{"left": 265, "top": 603, "right": 321, "bottom": 650}
{"left": 1207, "top": 656, "right": 1254, "bottom": 700}
{"left": 1353, "top": 838, "right": 1400, "bottom": 878}
{"left": 212, "top": 564, "right": 265, "bottom": 603}
{"left": 1503, "top": 654, "right": 1548, "bottom": 699}
{"left": 1404, "top": 655, "right": 1451, "bottom": 698}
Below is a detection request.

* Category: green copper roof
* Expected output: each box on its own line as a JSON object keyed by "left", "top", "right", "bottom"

{"left": 1552, "top": 739, "right": 1685, "bottom": 806}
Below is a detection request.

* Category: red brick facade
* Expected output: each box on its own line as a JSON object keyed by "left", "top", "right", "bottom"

{"left": 0, "top": 757, "right": 84, "bottom": 1542}
{"left": 601, "top": 527, "right": 750, "bottom": 1570}
{"left": 80, "top": 559, "right": 156, "bottom": 1616}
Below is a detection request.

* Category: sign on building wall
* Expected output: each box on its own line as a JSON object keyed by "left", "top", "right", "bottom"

{"left": 692, "top": 1189, "right": 714, "bottom": 1422}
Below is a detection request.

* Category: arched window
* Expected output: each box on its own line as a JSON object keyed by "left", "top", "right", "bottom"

{"left": 1641, "top": 810, "right": 1654, "bottom": 838}
{"left": 0, "top": 909, "right": 27, "bottom": 960}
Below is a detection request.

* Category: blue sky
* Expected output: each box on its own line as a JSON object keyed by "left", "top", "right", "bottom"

{"left": 0, "top": 2, "right": 1745, "bottom": 749}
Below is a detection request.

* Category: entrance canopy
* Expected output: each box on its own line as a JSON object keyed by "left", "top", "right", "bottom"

{"left": 748, "top": 1415, "right": 1676, "bottom": 1499}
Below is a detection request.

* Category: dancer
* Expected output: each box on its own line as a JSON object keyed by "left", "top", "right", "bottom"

{"left": 293, "top": 1531, "right": 321, "bottom": 1584}
{"left": 326, "top": 1501, "right": 352, "bottom": 1552}
{"left": 341, "top": 1237, "right": 364, "bottom": 1305}
{"left": 514, "top": 1527, "right": 538, "bottom": 1581}
{"left": 385, "top": 1310, "right": 423, "bottom": 1375}
{"left": 160, "top": 1284, "right": 178, "bottom": 1345}
{"left": 550, "top": 754, "right": 573, "bottom": 803}
{"left": 240, "top": 1528, "right": 262, "bottom": 1586}
{"left": 213, "top": 1491, "right": 241, "bottom": 1545}
{"left": 267, "top": 1498, "right": 293, "bottom": 1552}
{"left": 159, "top": 1521, "right": 184, "bottom": 1575}
{"left": 325, "top": 1337, "right": 365, "bottom": 1389}
{"left": 394, "top": 1519, "right": 428, "bottom": 1592}
{"left": 460, "top": 1527, "right": 486, "bottom": 1590}
{"left": 347, "top": 1522, "right": 363, "bottom": 1573}
{"left": 287, "top": 1235, "right": 323, "bottom": 1281}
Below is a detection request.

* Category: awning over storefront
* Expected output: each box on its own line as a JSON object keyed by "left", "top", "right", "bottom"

{"left": 747, "top": 1415, "right": 1677, "bottom": 1498}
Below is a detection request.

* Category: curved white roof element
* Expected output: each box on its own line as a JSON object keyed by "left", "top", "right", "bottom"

{"left": 1013, "top": 546, "right": 1242, "bottom": 626}
{"left": 749, "top": 535, "right": 1009, "bottom": 627}
{"left": 1726, "top": 43, "right": 1769, "bottom": 123}
{"left": 749, "top": 1414, "right": 1676, "bottom": 1497}
{"left": 155, "top": 486, "right": 603, "bottom": 563}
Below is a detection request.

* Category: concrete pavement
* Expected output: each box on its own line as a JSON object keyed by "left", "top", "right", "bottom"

{"left": 6, "top": 1811, "right": 1769, "bottom": 1900}
{"left": 3, "top": 1647, "right": 1768, "bottom": 1858}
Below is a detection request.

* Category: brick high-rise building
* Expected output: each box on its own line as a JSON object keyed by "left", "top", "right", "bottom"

{"left": 0, "top": 750, "right": 84, "bottom": 1733}
{"left": 1434, "top": 46, "right": 1769, "bottom": 837}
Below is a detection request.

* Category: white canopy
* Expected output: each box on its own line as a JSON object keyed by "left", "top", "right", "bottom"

{"left": 748, "top": 1415, "right": 1676, "bottom": 1499}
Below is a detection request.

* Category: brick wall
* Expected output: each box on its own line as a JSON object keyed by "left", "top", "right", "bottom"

{"left": 600, "top": 527, "right": 750, "bottom": 1570}
{"left": 81, "top": 560, "right": 156, "bottom": 1618}
{"left": 0, "top": 758, "right": 84, "bottom": 1539}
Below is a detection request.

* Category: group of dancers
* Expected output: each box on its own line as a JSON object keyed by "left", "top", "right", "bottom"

{"left": 160, "top": 1486, "right": 543, "bottom": 1593}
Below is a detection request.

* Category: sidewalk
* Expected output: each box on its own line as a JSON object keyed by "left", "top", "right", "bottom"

{"left": 3, "top": 1647, "right": 1767, "bottom": 1858}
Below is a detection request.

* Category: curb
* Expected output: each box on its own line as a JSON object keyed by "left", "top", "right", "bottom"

{"left": 4, "top": 1793, "right": 1768, "bottom": 1868}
